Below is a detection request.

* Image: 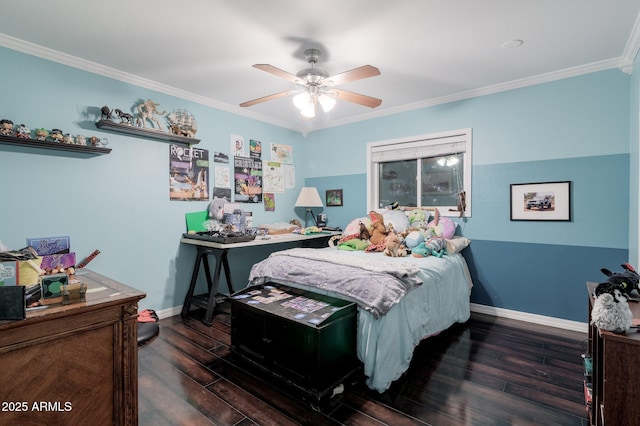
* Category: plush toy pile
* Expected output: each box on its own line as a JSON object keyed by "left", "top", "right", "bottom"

{"left": 333, "top": 206, "right": 466, "bottom": 258}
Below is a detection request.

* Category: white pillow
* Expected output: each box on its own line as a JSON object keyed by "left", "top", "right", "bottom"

{"left": 378, "top": 209, "right": 410, "bottom": 234}
{"left": 446, "top": 236, "right": 471, "bottom": 254}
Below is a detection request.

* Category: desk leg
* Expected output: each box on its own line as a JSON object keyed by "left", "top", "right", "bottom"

{"left": 203, "top": 250, "right": 225, "bottom": 326}
{"left": 181, "top": 249, "right": 205, "bottom": 318}
{"left": 221, "top": 250, "right": 234, "bottom": 294}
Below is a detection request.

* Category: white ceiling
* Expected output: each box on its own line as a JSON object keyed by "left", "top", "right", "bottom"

{"left": 1, "top": 0, "right": 639, "bottom": 135}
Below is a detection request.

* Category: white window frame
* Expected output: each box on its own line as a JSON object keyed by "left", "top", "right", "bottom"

{"left": 366, "top": 128, "right": 472, "bottom": 217}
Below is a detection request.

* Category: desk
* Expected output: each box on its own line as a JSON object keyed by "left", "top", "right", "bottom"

{"left": 180, "top": 232, "right": 337, "bottom": 325}
{"left": 0, "top": 270, "right": 145, "bottom": 426}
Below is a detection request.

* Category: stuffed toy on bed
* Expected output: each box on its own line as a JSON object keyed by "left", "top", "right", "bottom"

{"left": 383, "top": 229, "right": 407, "bottom": 257}
{"left": 590, "top": 282, "right": 633, "bottom": 334}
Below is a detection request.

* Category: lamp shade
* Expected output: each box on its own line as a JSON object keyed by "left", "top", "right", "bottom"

{"left": 295, "top": 187, "right": 323, "bottom": 207}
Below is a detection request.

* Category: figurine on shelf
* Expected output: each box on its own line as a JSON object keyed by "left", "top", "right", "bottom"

{"left": 63, "top": 133, "right": 75, "bottom": 144}
{"left": 136, "top": 99, "right": 166, "bottom": 130}
{"left": 15, "top": 124, "right": 30, "bottom": 139}
{"left": 89, "top": 135, "right": 101, "bottom": 147}
{"left": 167, "top": 109, "right": 198, "bottom": 138}
{"left": 76, "top": 134, "right": 86, "bottom": 146}
{"left": 101, "top": 105, "right": 112, "bottom": 121}
{"left": 50, "top": 129, "right": 64, "bottom": 143}
{"left": 0, "top": 119, "right": 14, "bottom": 136}
{"left": 35, "top": 128, "right": 49, "bottom": 141}
{"left": 114, "top": 108, "right": 134, "bottom": 125}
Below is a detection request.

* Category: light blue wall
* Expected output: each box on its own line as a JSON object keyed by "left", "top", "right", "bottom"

{"left": 303, "top": 69, "right": 631, "bottom": 322}
{"left": 1, "top": 45, "right": 633, "bottom": 323}
{"left": 0, "top": 46, "right": 305, "bottom": 311}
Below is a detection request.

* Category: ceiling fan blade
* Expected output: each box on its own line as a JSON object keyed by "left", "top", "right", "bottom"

{"left": 240, "top": 90, "right": 300, "bottom": 107}
{"left": 327, "top": 89, "right": 382, "bottom": 108}
{"left": 253, "top": 64, "right": 303, "bottom": 84}
{"left": 324, "top": 65, "right": 380, "bottom": 86}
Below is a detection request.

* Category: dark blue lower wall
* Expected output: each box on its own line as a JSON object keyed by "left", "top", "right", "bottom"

{"left": 463, "top": 240, "right": 628, "bottom": 322}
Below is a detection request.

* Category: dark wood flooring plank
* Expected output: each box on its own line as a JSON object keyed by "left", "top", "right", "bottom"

{"left": 138, "top": 371, "right": 217, "bottom": 425}
{"left": 139, "top": 350, "right": 246, "bottom": 425}
{"left": 139, "top": 308, "right": 589, "bottom": 425}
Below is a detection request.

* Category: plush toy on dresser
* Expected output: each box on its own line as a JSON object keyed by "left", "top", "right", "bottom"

{"left": 590, "top": 281, "right": 633, "bottom": 334}
{"left": 600, "top": 263, "right": 640, "bottom": 302}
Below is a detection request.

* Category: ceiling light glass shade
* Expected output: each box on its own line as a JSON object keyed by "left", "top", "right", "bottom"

{"left": 294, "top": 187, "right": 324, "bottom": 207}
{"left": 293, "top": 91, "right": 311, "bottom": 110}
{"left": 300, "top": 101, "right": 316, "bottom": 118}
{"left": 318, "top": 94, "right": 336, "bottom": 112}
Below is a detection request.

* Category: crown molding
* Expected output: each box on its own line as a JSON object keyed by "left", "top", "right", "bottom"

{"left": 0, "top": 33, "right": 628, "bottom": 135}
{"left": 0, "top": 33, "right": 295, "bottom": 131}
{"left": 620, "top": 11, "right": 640, "bottom": 74}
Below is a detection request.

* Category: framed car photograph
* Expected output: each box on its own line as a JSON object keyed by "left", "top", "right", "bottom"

{"left": 510, "top": 181, "right": 571, "bottom": 221}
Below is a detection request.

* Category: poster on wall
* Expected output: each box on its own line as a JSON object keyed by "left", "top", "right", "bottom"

{"left": 169, "top": 144, "right": 209, "bottom": 201}
{"left": 263, "top": 193, "right": 275, "bottom": 211}
{"left": 214, "top": 165, "right": 231, "bottom": 188}
{"left": 263, "top": 162, "right": 285, "bottom": 193}
{"left": 250, "top": 139, "right": 262, "bottom": 159}
{"left": 284, "top": 164, "right": 295, "bottom": 189}
{"left": 270, "top": 143, "right": 293, "bottom": 164}
{"left": 214, "top": 151, "right": 229, "bottom": 163}
{"left": 231, "top": 134, "right": 247, "bottom": 157}
{"left": 234, "top": 156, "right": 262, "bottom": 203}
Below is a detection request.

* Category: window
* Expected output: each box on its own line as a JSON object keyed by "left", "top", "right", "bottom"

{"left": 367, "top": 128, "right": 472, "bottom": 217}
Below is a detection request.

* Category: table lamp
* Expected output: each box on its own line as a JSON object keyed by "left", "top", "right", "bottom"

{"left": 295, "top": 187, "right": 324, "bottom": 227}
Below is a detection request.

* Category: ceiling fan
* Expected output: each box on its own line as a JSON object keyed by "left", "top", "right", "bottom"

{"left": 239, "top": 49, "right": 382, "bottom": 118}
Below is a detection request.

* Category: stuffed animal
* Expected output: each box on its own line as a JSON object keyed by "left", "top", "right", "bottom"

{"left": 383, "top": 230, "right": 407, "bottom": 257}
{"left": 208, "top": 196, "right": 227, "bottom": 221}
{"left": 404, "top": 230, "right": 424, "bottom": 250}
{"left": 600, "top": 263, "right": 640, "bottom": 302}
{"left": 407, "top": 209, "right": 428, "bottom": 228}
{"left": 411, "top": 237, "right": 448, "bottom": 258}
{"left": 368, "top": 211, "right": 388, "bottom": 246}
{"left": 591, "top": 282, "right": 633, "bottom": 334}
{"left": 427, "top": 209, "right": 456, "bottom": 239}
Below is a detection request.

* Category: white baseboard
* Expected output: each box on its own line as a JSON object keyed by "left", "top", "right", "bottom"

{"left": 470, "top": 303, "right": 588, "bottom": 333}
{"left": 156, "top": 303, "right": 589, "bottom": 333}
{"left": 155, "top": 305, "right": 182, "bottom": 320}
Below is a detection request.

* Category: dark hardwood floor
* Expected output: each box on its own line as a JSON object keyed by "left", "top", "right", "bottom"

{"left": 139, "top": 304, "right": 590, "bottom": 425}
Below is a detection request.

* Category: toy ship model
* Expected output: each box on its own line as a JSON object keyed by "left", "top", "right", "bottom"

{"left": 167, "top": 109, "right": 198, "bottom": 138}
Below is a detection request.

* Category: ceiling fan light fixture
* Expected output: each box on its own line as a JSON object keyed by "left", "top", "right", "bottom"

{"left": 318, "top": 94, "right": 336, "bottom": 112}
{"left": 293, "top": 91, "right": 311, "bottom": 110}
{"left": 300, "top": 101, "right": 316, "bottom": 118}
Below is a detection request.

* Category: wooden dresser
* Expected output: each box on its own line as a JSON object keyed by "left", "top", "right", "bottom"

{"left": 0, "top": 270, "right": 145, "bottom": 426}
{"left": 586, "top": 281, "right": 640, "bottom": 426}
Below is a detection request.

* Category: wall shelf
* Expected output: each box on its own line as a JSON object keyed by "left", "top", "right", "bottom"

{"left": 0, "top": 134, "right": 111, "bottom": 155}
{"left": 95, "top": 120, "right": 200, "bottom": 145}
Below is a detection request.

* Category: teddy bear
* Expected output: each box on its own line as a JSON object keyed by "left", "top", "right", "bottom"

{"left": 367, "top": 211, "right": 388, "bottom": 246}
{"left": 383, "top": 229, "right": 407, "bottom": 257}
{"left": 591, "top": 281, "right": 633, "bottom": 334}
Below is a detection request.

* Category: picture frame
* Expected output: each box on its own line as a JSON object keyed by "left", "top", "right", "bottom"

{"left": 510, "top": 181, "right": 571, "bottom": 221}
{"left": 326, "top": 189, "right": 343, "bottom": 207}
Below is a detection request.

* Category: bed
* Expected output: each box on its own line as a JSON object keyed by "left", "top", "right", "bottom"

{"left": 247, "top": 244, "right": 472, "bottom": 393}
